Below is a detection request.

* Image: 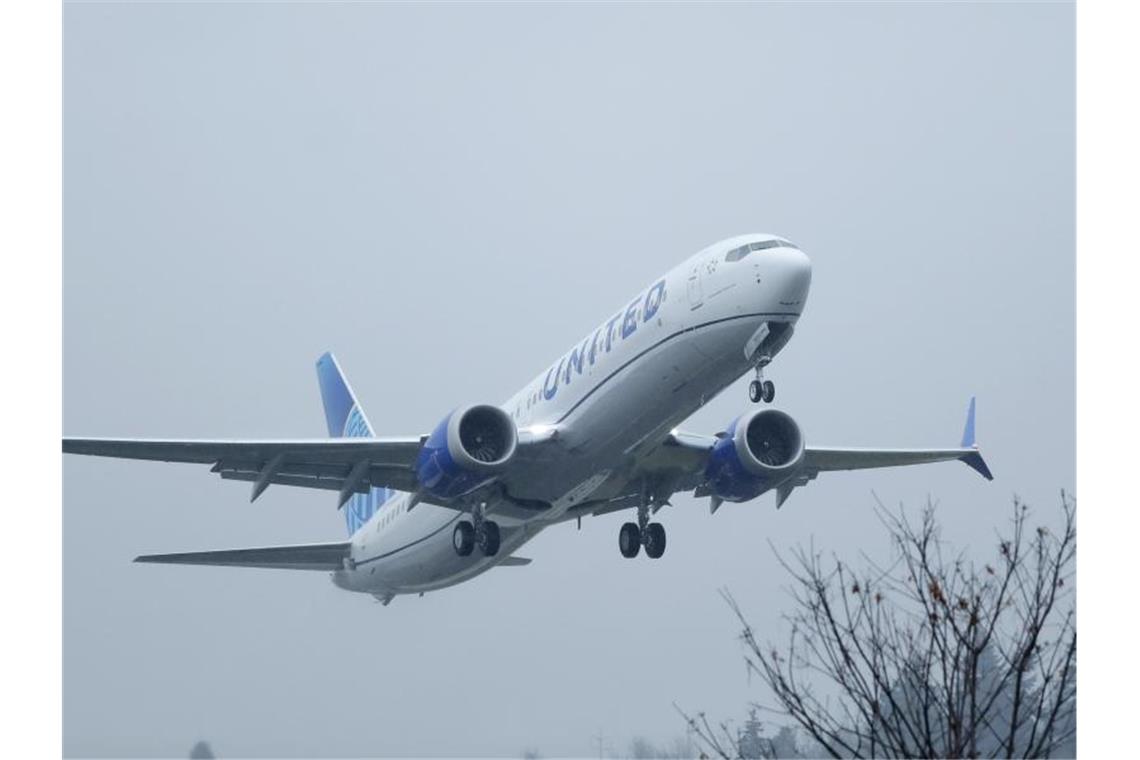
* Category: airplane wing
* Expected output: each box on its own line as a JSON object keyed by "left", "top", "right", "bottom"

{"left": 801, "top": 446, "right": 993, "bottom": 479}
{"left": 135, "top": 541, "right": 351, "bottom": 571}
{"left": 634, "top": 398, "right": 992, "bottom": 509}
{"left": 62, "top": 437, "right": 424, "bottom": 504}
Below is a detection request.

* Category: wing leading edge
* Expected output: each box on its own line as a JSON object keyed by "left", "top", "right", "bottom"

{"left": 803, "top": 445, "right": 993, "bottom": 480}
{"left": 62, "top": 437, "right": 425, "bottom": 504}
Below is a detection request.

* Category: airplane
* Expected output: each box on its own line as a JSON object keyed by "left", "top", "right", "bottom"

{"left": 63, "top": 234, "right": 992, "bottom": 605}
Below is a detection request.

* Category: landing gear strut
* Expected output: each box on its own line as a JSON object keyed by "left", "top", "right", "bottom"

{"left": 454, "top": 502, "right": 501, "bottom": 557}
{"left": 618, "top": 493, "right": 667, "bottom": 559}
{"left": 749, "top": 355, "right": 775, "bottom": 404}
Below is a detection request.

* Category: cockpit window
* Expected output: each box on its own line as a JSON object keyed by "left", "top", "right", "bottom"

{"left": 725, "top": 238, "right": 799, "bottom": 262}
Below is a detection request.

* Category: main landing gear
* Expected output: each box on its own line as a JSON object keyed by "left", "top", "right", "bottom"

{"left": 748, "top": 354, "right": 775, "bottom": 404}
{"left": 453, "top": 503, "right": 500, "bottom": 557}
{"left": 618, "top": 498, "right": 667, "bottom": 559}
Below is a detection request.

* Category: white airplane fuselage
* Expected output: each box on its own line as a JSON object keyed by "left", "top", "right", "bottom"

{"left": 333, "top": 235, "right": 813, "bottom": 598}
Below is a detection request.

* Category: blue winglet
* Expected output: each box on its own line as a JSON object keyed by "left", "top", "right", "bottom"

{"left": 957, "top": 397, "right": 993, "bottom": 481}
{"left": 960, "top": 396, "right": 977, "bottom": 448}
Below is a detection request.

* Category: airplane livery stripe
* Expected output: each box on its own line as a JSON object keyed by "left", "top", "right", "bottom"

{"left": 353, "top": 513, "right": 463, "bottom": 567}
{"left": 554, "top": 311, "right": 799, "bottom": 425}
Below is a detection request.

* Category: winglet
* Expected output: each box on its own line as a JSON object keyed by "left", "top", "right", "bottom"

{"left": 960, "top": 396, "right": 977, "bottom": 448}
{"left": 960, "top": 450, "right": 994, "bottom": 481}
{"left": 957, "top": 397, "right": 994, "bottom": 481}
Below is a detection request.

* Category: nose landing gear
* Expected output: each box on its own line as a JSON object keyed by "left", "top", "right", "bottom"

{"left": 749, "top": 355, "right": 776, "bottom": 404}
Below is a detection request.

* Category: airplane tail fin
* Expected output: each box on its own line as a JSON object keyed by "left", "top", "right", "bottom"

{"left": 317, "top": 352, "right": 374, "bottom": 438}
{"left": 316, "top": 352, "right": 392, "bottom": 534}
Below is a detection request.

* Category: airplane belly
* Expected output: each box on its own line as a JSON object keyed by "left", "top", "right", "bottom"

{"left": 341, "top": 517, "right": 541, "bottom": 596}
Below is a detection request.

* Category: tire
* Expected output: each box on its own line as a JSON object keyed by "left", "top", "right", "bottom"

{"left": 762, "top": 380, "right": 776, "bottom": 403}
{"left": 618, "top": 522, "right": 641, "bottom": 558}
{"left": 644, "top": 522, "right": 667, "bottom": 559}
{"left": 453, "top": 521, "right": 475, "bottom": 556}
{"left": 478, "top": 520, "right": 501, "bottom": 556}
{"left": 749, "top": 379, "right": 763, "bottom": 403}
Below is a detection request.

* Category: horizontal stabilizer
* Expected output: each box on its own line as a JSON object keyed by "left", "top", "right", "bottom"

{"left": 135, "top": 541, "right": 351, "bottom": 571}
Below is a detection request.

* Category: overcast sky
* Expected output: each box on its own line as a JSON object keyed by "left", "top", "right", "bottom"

{"left": 64, "top": 2, "right": 1073, "bottom": 757}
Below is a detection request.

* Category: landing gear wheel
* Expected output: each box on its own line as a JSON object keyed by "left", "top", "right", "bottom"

{"left": 761, "top": 380, "right": 775, "bottom": 403}
{"left": 644, "top": 522, "right": 667, "bottom": 559}
{"left": 476, "top": 520, "right": 501, "bottom": 556}
{"left": 453, "top": 521, "right": 475, "bottom": 557}
{"left": 619, "top": 522, "right": 641, "bottom": 558}
{"left": 749, "top": 379, "right": 763, "bottom": 404}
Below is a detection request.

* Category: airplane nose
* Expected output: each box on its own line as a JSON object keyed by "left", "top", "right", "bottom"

{"left": 768, "top": 246, "right": 812, "bottom": 311}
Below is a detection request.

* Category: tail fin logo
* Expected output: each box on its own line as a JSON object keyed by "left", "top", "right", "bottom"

{"left": 316, "top": 353, "right": 392, "bottom": 535}
{"left": 344, "top": 405, "right": 370, "bottom": 439}
{"left": 342, "top": 403, "right": 392, "bottom": 534}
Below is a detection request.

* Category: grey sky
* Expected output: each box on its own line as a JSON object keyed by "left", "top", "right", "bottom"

{"left": 64, "top": 2, "right": 1073, "bottom": 757}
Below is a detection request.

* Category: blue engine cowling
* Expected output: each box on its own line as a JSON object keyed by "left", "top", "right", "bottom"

{"left": 704, "top": 408, "right": 805, "bottom": 503}
{"left": 414, "top": 404, "right": 518, "bottom": 500}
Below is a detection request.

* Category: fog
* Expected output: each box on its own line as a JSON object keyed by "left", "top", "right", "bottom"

{"left": 64, "top": 3, "right": 1073, "bottom": 756}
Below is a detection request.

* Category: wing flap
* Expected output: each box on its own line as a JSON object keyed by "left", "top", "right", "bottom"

{"left": 214, "top": 462, "right": 419, "bottom": 495}
{"left": 134, "top": 541, "right": 351, "bottom": 571}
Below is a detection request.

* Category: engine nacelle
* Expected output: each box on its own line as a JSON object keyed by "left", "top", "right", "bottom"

{"left": 414, "top": 404, "right": 518, "bottom": 499}
{"left": 704, "top": 408, "right": 805, "bottom": 503}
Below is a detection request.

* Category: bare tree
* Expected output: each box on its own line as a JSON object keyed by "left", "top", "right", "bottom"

{"left": 683, "top": 495, "right": 1075, "bottom": 759}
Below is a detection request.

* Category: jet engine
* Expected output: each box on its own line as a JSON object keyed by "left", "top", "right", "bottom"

{"left": 414, "top": 404, "right": 518, "bottom": 499}
{"left": 704, "top": 408, "right": 805, "bottom": 503}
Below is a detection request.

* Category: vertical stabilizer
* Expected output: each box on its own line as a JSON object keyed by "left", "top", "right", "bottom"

{"left": 315, "top": 352, "right": 392, "bottom": 534}
{"left": 317, "top": 352, "right": 375, "bottom": 438}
